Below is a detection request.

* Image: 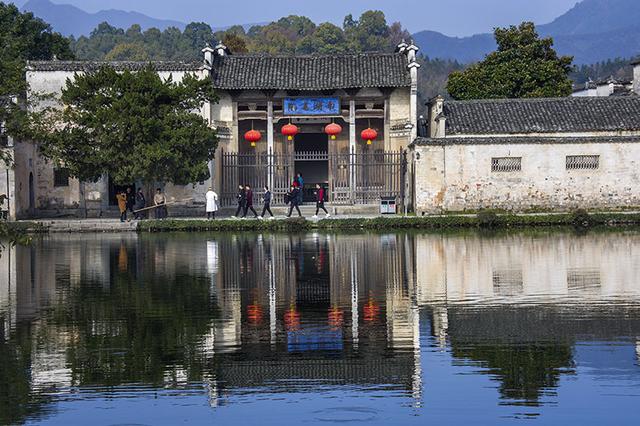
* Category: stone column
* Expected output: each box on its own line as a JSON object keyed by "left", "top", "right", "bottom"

{"left": 349, "top": 99, "right": 356, "bottom": 203}
{"left": 267, "top": 100, "right": 274, "bottom": 191}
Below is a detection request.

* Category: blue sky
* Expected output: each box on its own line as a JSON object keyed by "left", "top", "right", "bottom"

{"left": 39, "top": 0, "right": 581, "bottom": 36}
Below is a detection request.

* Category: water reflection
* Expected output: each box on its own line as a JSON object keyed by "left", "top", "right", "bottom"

{"left": 0, "top": 230, "right": 639, "bottom": 424}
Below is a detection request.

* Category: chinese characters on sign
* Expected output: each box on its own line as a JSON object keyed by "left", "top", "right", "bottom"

{"left": 284, "top": 97, "right": 340, "bottom": 116}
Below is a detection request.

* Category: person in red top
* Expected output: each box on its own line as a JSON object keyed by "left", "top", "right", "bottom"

{"left": 313, "top": 184, "right": 329, "bottom": 218}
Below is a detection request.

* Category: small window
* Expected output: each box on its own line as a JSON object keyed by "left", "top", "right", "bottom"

{"left": 53, "top": 168, "right": 70, "bottom": 187}
{"left": 491, "top": 157, "right": 521, "bottom": 172}
{"left": 566, "top": 155, "right": 599, "bottom": 170}
{"left": 0, "top": 122, "right": 7, "bottom": 147}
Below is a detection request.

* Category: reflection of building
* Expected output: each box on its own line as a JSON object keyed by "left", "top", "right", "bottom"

{"left": 4, "top": 231, "right": 640, "bottom": 414}
{"left": 203, "top": 233, "right": 421, "bottom": 403}
{"left": 415, "top": 231, "right": 640, "bottom": 405}
{"left": 416, "top": 232, "right": 640, "bottom": 305}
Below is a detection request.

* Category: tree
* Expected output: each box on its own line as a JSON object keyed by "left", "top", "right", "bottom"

{"left": 0, "top": 3, "right": 73, "bottom": 144}
{"left": 30, "top": 66, "right": 218, "bottom": 186}
{"left": 298, "top": 23, "right": 346, "bottom": 54}
{"left": 345, "top": 11, "right": 390, "bottom": 52}
{"left": 447, "top": 22, "right": 574, "bottom": 100}
{"left": 104, "top": 42, "right": 150, "bottom": 61}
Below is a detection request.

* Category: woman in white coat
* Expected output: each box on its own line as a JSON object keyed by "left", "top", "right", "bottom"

{"left": 205, "top": 187, "right": 219, "bottom": 220}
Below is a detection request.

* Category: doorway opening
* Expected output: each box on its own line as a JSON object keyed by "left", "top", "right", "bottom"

{"left": 28, "top": 172, "right": 35, "bottom": 214}
{"left": 108, "top": 176, "right": 135, "bottom": 207}
{"left": 294, "top": 133, "right": 328, "bottom": 202}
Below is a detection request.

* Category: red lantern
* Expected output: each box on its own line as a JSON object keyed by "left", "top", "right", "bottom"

{"left": 324, "top": 123, "right": 342, "bottom": 140}
{"left": 363, "top": 298, "right": 380, "bottom": 323}
{"left": 281, "top": 123, "right": 299, "bottom": 141}
{"left": 328, "top": 307, "right": 344, "bottom": 330}
{"left": 247, "top": 304, "right": 263, "bottom": 326}
{"left": 244, "top": 129, "right": 261, "bottom": 147}
{"left": 361, "top": 128, "right": 378, "bottom": 145}
{"left": 284, "top": 306, "right": 301, "bottom": 331}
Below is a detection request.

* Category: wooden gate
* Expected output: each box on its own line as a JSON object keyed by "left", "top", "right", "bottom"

{"left": 221, "top": 150, "right": 406, "bottom": 206}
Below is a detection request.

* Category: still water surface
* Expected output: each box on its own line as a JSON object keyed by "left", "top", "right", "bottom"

{"left": 1, "top": 230, "right": 640, "bottom": 425}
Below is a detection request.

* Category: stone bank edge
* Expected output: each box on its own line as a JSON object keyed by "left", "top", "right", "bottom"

{"left": 134, "top": 212, "right": 640, "bottom": 232}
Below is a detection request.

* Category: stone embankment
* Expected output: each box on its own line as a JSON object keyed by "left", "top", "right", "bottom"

{"left": 9, "top": 210, "right": 640, "bottom": 234}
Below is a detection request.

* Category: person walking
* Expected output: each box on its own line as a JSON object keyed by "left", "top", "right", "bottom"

{"left": 125, "top": 187, "right": 135, "bottom": 220}
{"left": 261, "top": 185, "right": 274, "bottom": 219}
{"left": 296, "top": 173, "right": 305, "bottom": 205}
{"left": 313, "top": 184, "right": 330, "bottom": 218}
{"left": 286, "top": 185, "right": 302, "bottom": 218}
{"left": 154, "top": 188, "right": 167, "bottom": 219}
{"left": 205, "top": 187, "right": 219, "bottom": 220}
{"left": 233, "top": 184, "right": 246, "bottom": 218}
{"left": 134, "top": 188, "right": 146, "bottom": 220}
{"left": 116, "top": 191, "right": 127, "bottom": 222}
{"left": 242, "top": 184, "right": 259, "bottom": 218}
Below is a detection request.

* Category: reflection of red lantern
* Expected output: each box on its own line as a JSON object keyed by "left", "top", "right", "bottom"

{"left": 281, "top": 123, "right": 299, "bottom": 141}
{"left": 361, "top": 128, "right": 378, "bottom": 145}
{"left": 328, "top": 307, "right": 344, "bottom": 330}
{"left": 363, "top": 299, "right": 380, "bottom": 322}
{"left": 244, "top": 129, "right": 261, "bottom": 147}
{"left": 284, "top": 306, "right": 301, "bottom": 331}
{"left": 324, "top": 123, "right": 342, "bottom": 140}
{"left": 247, "top": 304, "right": 263, "bottom": 326}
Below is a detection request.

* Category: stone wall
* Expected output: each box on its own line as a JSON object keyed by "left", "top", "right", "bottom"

{"left": 412, "top": 140, "right": 640, "bottom": 213}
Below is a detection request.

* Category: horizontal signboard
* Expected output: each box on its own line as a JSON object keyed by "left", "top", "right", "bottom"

{"left": 284, "top": 97, "right": 340, "bottom": 116}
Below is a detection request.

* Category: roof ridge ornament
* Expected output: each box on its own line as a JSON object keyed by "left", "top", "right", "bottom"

{"left": 396, "top": 39, "right": 408, "bottom": 54}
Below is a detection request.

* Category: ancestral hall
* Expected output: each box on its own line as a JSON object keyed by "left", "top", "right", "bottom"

{"left": 0, "top": 41, "right": 419, "bottom": 219}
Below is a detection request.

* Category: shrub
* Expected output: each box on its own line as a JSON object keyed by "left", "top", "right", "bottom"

{"left": 570, "top": 209, "right": 592, "bottom": 228}
{"left": 477, "top": 210, "right": 505, "bottom": 228}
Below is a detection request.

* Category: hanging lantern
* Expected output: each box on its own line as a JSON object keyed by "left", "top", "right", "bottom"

{"left": 281, "top": 123, "right": 299, "bottom": 141}
{"left": 361, "top": 128, "right": 378, "bottom": 145}
{"left": 284, "top": 305, "right": 301, "bottom": 331}
{"left": 247, "top": 303, "right": 263, "bottom": 326}
{"left": 328, "top": 307, "right": 344, "bottom": 330}
{"left": 363, "top": 298, "right": 380, "bottom": 323}
{"left": 324, "top": 123, "right": 342, "bottom": 140}
{"left": 244, "top": 129, "right": 261, "bottom": 147}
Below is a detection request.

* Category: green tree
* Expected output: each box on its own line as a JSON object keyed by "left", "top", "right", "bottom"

{"left": 104, "top": 42, "right": 150, "bottom": 61}
{"left": 447, "top": 22, "right": 574, "bottom": 100}
{"left": 345, "top": 11, "right": 390, "bottom": 52}
{"left": 30, "top": 66, "right": 218, "bottom": 186}
{"left": 0, "top": 3, "right": 72, "bottom": 145}
{"left": 298, "top": 23, "right": 346, "bottom": 54}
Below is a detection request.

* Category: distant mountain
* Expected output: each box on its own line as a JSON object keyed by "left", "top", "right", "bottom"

{"left": 21, "top": 0, "right": 186, "bottom": 36}
{"left": 537, "top": 0, "right": 640, "bottom": 36}
{"left": 414, "top": 0, "right": 640, "bottom": 64}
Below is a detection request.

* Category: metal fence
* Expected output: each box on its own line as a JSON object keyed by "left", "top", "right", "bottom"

{"left": 220, "top": 150, "right": 406, "bottom": 206}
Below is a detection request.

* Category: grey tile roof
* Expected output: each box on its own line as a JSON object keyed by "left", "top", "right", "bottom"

{"left": 412, "top": 135, "right": 640, "bottom": 146}
{"left": 441, "top": 97, "right": 640, "bottom": 135}
{"left": 210, "top": 53, "right": 411, "bottom": 90}
{"left": 26, "top": 61, "right": 203, "bottom": 72}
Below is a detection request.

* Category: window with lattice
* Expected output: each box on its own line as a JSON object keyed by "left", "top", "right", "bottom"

{"left": 491, "top": 157, "right": 521, "bottom": 172}
{"left": 566, "top": 155, "right": 599, "bottom": 170}
{"left": 54, "top": 168, "right": 70, "bottom": 187}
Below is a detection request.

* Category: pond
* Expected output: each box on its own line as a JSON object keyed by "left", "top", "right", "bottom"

{"left": 1, "top": 230, "right": 639, "bottom": 425}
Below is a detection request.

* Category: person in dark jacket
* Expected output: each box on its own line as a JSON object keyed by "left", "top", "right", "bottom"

{"left": 134, "top": 188, "right": 146, "bottom": 219}
{"left": 286, "top": 185, "right": 302, "bottom": 218}
{"left": 125, "top": 187, "right": 135, "bottom": 218}
{"left": 261, "top": 185, "right": 273, "bottom": 218}
{"left": 313, "top": 184, "right": 329, "bottom": 218}
{"left": 242, "top": 184, "right": 259, "bottom": 218}
{"left": 233, "top": 184, "right": 246, "bottom": 217}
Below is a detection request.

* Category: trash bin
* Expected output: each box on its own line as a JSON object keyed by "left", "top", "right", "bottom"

{"left": 380, "top": 196, "right": 397, "bottom": 215}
